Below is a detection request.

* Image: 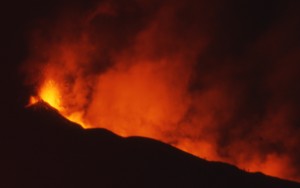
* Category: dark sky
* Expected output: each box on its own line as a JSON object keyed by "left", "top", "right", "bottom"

{"left": 1, "top": 0, "right": 300, "bottom": 182}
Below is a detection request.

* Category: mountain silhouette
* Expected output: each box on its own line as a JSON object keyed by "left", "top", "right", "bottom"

{"left": 1, "top": 101, "right": 299, "bottom": 188}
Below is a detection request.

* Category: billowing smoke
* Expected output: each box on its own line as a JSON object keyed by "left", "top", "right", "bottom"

{"left": 23, "top": 0, "right": 300, "bottom": 182}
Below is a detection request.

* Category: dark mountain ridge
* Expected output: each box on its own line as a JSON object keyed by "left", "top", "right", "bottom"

{"left": 1, "top": 101, "right": 299, "bottom": 188}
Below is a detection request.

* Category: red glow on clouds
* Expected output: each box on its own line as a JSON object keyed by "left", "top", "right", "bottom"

{"left": 24, "top": 0, "right": 300, "bottom": 182}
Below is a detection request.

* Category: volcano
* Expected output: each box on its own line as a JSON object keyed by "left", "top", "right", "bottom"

{"left": 1, "top": 101, "right": 299, "bottom": 188}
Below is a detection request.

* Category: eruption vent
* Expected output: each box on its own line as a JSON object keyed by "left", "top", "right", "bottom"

{"left": 24, "top": 0, "right": 300, "bottom": 182}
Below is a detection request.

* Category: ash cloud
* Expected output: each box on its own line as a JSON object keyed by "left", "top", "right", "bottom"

{"left": 23, "top": 0, "right": 300, "bottom": 181}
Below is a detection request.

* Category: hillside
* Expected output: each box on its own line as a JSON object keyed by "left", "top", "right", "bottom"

{"left": 1, "top": 101, "right": 299, "bottom": 188}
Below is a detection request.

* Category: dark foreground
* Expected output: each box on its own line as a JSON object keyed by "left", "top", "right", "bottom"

{"left": 1, "top": 102, "right": 299, "bottom": 188}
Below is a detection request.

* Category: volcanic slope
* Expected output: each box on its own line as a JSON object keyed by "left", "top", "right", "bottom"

{"left": 2, "top": 101, "right": 300, "bottom": 188}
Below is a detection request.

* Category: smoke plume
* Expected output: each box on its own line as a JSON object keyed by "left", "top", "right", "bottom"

{"left": 23, "top": 0, "right": 300, "bottom": 182}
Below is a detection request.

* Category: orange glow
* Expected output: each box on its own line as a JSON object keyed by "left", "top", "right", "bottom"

{"left": 30, "top": 79, "right": 88, "bottom": 128}
{"left": 27, "top": 96, "right": 39, "bottom": 106}
{"left": 23, "top": 1, "right": 300, "bottom": 183}
{"left": 38, "top": 80, "right": 62, "bottom": 111}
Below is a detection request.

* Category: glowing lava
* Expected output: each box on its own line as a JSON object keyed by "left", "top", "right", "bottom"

{"left": 28, "top": 80, "right": 62, "bottom": 109}
{"left": 39, "top": 80, "right": 62, "bottom": 110}
{"left": 29, "top": 79, "right": 88, "bottom": 128}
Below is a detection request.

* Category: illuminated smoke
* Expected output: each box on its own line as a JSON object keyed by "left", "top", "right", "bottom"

{"left": 23, "top": 0, "right": 300, "bottom": 182}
